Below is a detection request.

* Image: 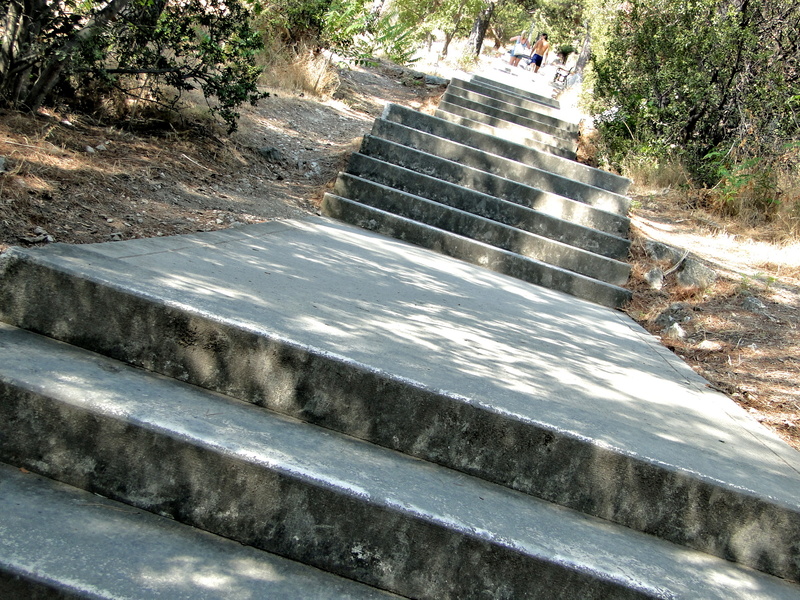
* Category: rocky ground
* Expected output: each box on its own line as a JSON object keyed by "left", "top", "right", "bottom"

{"left": 1, "top": 57, "right": 798, "bottom": 451}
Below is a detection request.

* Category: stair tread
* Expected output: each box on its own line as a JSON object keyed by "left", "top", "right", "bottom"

{"left": 2, "top": 228, "right": 797, "bottom": 504}
{"left": 381, "top": 103, "right": 630, "bottom": 195}
{"left": 2, "top": 324, "right": 799, "bottom": 600}
{"left": 358, "top": 135, "right": 629, "bottom": 232}
{"left": 0, "top": 462, "right": 399, "bottom": 599}
{"left": 330, "top": 176, "right": 631, "bottom": 285}
{"left": 368, "top": 119, "right": 631, "bottom": 215}
{"left": 338, "top": 162, "right": 631, "bottom": 260}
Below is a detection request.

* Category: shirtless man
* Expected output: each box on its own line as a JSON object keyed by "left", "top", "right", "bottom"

{"left": 529, "top": 33, "right": 550, "bottom": 73}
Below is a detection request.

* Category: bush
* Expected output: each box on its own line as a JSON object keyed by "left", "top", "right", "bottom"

{"left": 1, "top": 0, "right": 266, "bottom": 131}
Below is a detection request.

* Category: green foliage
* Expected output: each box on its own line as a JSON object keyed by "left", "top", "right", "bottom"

{"left": 527, "top": 0, "right": 586, "bottom": 50}
{"left": 0, "top": 0, "right": 267, "bottom": 131}
{"left": 256, "top": 0, "right": 333, "bottom": 43}
{"left": 589, "top": 0, "right": 800, "bottom": 199}
{"left": 320, "top": 0, "right": 421, "bottom": 66}
{"left": 556, "top": 44, "right": 576, "bottom": 62}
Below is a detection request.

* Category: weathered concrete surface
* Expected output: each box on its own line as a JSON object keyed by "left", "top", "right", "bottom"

{"left": 470, "top": 74, "right": 560, "bottom": 109}
{"left": 449, "top": 77, "right": 568, "bottom": 125}
{"left": 437, "top": 99, "right": 576, "bottom": 154}
{"left": 433, "top": 108, "right": 577, "bottom": 159}
{"left": 381, "top": 104, "right": 630, "bottom": 195}
{"left": 341, "top": 154, "right": 630, "bottom": 260}
{"left": 440, "top": 89, "right": 579, "bottom": 142}
{"left": 357, "top": 135, "right": 629, "bottom": 236}
{"left": 369, "top": 119, "right": 630, "bottom": 214}
{"left": 329, "top": 175, "right": 630, "bottom": 285}
{"left": 2, "top": 220, "right": 800, "bottom": 584}
{"left": 0, "top": 463, "right": 398, "bottom": 599}
{"left": 2, "top": 324, "right": 800, "bottom": 599}
{"left": 448, "top": 78, "right": 578, "bottom": 130}
{"left": 321, "top": 193, "right": 631, "bottom": 305}
{"left": 381, "top": 104, "right": 631, "bottom": 196}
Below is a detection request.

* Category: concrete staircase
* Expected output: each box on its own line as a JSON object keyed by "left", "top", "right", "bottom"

{"left": 2, "top": 75, "right": 800, "bottom": 599}
{"left": 321, "top": 76, "right": 632, "bottom": 309}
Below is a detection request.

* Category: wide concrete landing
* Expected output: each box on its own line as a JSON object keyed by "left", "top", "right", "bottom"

{"left": 10, "top": 218, "right": 799, "bottom": 494}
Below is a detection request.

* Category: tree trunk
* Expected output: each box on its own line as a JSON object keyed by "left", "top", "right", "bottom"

{"left": 442, "top": 30, "right": 455, "bottom": 56}
{"left": 575, "top": 23, "right": 591, "bottom": 75}
{"left": 466, "top": 1, "right": 496, "bottom": 58}
{"left": 24, "top": 0, "right": 133, "bottom": 110}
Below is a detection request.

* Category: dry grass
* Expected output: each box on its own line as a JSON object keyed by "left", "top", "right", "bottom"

{"left": 257, "top": 37, "right": 340, "bottom": 99}
{"left": 626, "top": 190, "right": 800, "bottom": 450}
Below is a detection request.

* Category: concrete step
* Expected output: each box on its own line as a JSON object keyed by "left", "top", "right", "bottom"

{"left": 381, "top": 104, "right": 630, "bottom": 195}
{"left": 342, "top": 152, "right": 630, "bottom": 260}
{"left": 449, "top": 77, "right": 576, "bottom": 128}
{"left": 3, "top": 226, "right": 800, "bottom": 586}
{"left": 325, "top": 178, "right": 630, "bottom": 286}
{"left": 357, "top": 134, "right": 629, "bottom": 237}
{"left": 444, "top": 84, "right": 579, "bottom": 134}
{"left": 433, "top": 108, "right": 577, "bottom": 160}
{"left": 440, "top": 89, "right": 578, "bottom": 143}
{"left": 321, "top": 191, "right": 631, "bottom": 306}
{"left": 470, "top": 74, "right": 560, "bottom": 109}
{"left": 0, "top": 462, "right": 398, "bottom": 599}
{"left": 369, "top": 118, "right": 630, "bottom": 215}
{"left": 437, "top": 99, "right": 576, "bottom": 155}
{"left": 2, "top": 323, "right": 800, "bottom": 600}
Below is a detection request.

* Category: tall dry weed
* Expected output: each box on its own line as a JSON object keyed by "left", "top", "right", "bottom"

{"left": 257, "top": 37, "right": 339, "bottom": 98}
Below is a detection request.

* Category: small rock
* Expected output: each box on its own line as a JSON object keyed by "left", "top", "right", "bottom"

{"left": 257, "top": 146, "right": 285, "bottom": 163}
{"left": 85, "top": 145, "right": 96, "bottom": 154}
{"left": 424, "top": 74, "right": 449, "bottom": 86}
{"left": 654, "top": 302, "right": 693, "bottom": 330}
{"left": 0, "top": 156, "right": 7, "bottom": 173}
{"left": 95, "top": 143, "right": 107, "bottom": 151}
{"left": 645, "top": 240, "right": 683, "bottom": 263}
{"left": 696, "top": 340, "right": 722, "bottom": 351}
{"left": 663, "top": 323, "right": 687, "bottom": 340}
{"left": 742, "top": 295, "right": 766, "bottom": 312}
{"left": 675, "top": 258, "right": 716, "bottom": 290}
{"left": 644, "top": 267, "right": 664, "bottom": 290}
{"left": 19, "top": 234, "right": 53, "bottom": 244}
{"left": 109, "top": 232, "right": 123, "bottom": 241}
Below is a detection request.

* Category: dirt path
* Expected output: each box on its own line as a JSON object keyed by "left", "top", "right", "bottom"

{"left": 0, "top": 62, "right": 443, "bottom": 250}
{"left": 1, "top": 56, "right": 798, "bottom": 451}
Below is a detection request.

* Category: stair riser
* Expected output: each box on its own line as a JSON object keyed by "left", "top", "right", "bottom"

{"left": 381, "top": 105, "right": 630, "bottom": 195}
{"left": 342, "top": 156, "right": 630, "bottom": 260}
{"left": 449, "top": 79, "right": 572, "bottom": 126}
{"left": 0, "top": 462, "right": 399, "bottom": 599}
{"left": 0, "top": 386, "right": 650, "bottom": 600}
{"left": 438, "top": 100, "right": 575, "bottom": 153}
{"left": 441, "top": 90, "right": 578, "bottom": 142}
{"left": 358, "top": 135, "right": 628, "bottom": 237}
{"left": 469, "top": 75, "right": 560, "bottom": 108}
{"left": 370, "top": 120, "right": 630, "bottom": 215}
{"left": 322, "top": 194, "right": 630, "bottom": 304}
{"left": 444, "top": 85, "right": 579, "bottom": 133}
{"left": 2, "top": 251, "right": 799, "bottom": 582}
{"left": 433, "top": 109, "right": 577, "bottom": 160}
{"left": 331, "top": 176, "right": 631, "bottom": 285}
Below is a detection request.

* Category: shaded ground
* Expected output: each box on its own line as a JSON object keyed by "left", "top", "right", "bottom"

{"left": 1, "top": 58, "right": 798, "bottom": 451}
{"left": 0, "top": 61, "right": 443, "bottom": 251}
{"left": 625, "top": 193, "right": 800, "bottom": 450}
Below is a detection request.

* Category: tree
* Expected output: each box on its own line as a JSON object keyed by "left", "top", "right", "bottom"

{"left": 0, "top": 0, "right": 266, "bottom": 130}
{"left": 589, "top": 0, "right": 800, "bottom": 190}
